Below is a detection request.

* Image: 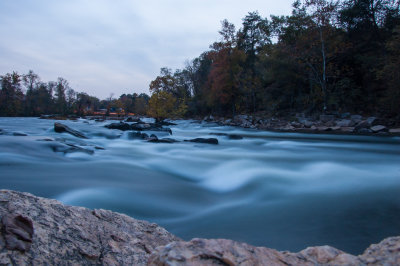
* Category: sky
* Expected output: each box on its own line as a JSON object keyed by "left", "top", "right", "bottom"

{"left": 0, "top": 0, "right": 294, "bottom": 99}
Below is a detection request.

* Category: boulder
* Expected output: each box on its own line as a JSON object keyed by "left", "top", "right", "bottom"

{"left": 301, "top": 120, "right": 314, "bottom": 128}
{"left": 105, "top": 122, "right": 172, "bottom": 135}
{"left": 336, "top": 119, "right": 354, "bottom": 127}
{"left": 366, "top": 117, "right": 377, "bottom": 126}
{"left": 357, "top": 128, "right": 372, "bottom": 134}
{"left": 233, "top": 115, "right": 252, "bottom": 127}
{"left": 148, "top": 237, "right": 400, "bottom": 266}
{"left": 370, "top": 125, "right": 387, "bottom": 133}
{"left": 148, "top": 138, "right": 179, "bottom": 144}
{"left": 389, "top": 128, "right": 400, "bottom": 134}
{"left": 0, "top": 190, "right": 399, "bottom": 265}
{"left": 320, "top": 114, "right": 335, "bottom": 123}
{"left": 316, "top": 126, "right": 330, "bottom": 131}
{"left": 105, "top": 122, "right": 134, "bottom": 131}
{"left": 51, "top": 143, "right": 94, "bottom": 155}
{"left": 290, "top": 121, "right": 303, "bottom": 128}
{"left": 228, "top": 134, "right": 243, "bottom": 140}
{"left": 0, "top": 190, "right": 179, "bottom": 265}
{"left": 125, "top": 117, "right": 141, "bottom": 123}
{"left": 128, "top": 132, "right": 149, "bottom": 140}
{"left": 340, "top": 127, "right": 355, "bottom": 133}
{"left": 131, "top": 123, "right": 152, "bottom": 130}
{"left": 54, "top": 123, "right": 88, "bottom": 139}
{"left": 12, "top": 131, "right": 28, "bottom": 136}
{"left": 185, "top": 138, "right": 219, "bottom": 145}
{"left": 354, "top": 121, "right": 370, "bottom": 132}
{"left": 156, "top": 120, "right": 177, "bottom": 126}
{"left": 146, "top": 134, "right": 159, "bottom": 142}
{"left": 351, "top": 115, "right": 363, "bottom": 123}
{"left": 324, "top": 120, "right": 336, "bottom": 127}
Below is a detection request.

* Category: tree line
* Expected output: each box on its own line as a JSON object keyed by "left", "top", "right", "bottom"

{"left": 147, "top": 0, "right": 400, "bottom": 120}
{"left": 0, "top": 70, "right": 150, "bottom": 117}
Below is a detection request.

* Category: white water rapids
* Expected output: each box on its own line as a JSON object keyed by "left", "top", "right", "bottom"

{"left": 0, "top": 117, "right": 399, "bottom": 254}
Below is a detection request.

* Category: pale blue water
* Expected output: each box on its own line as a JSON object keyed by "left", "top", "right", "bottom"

{"left": 0, "top": 117, "right": 399, "bottom": 254}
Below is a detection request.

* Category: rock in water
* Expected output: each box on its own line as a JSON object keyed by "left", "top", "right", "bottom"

{"left": 370, "top": 125, "right": 387, "bottom": 133}
{"left": 185, "top": 138, "right": 219, "bottom": 145}
{"left": 54, "top": 122, "right": 88, "bottom": 139}
{"left": 0, "top": 190, "right": 179, "bottom": 265}
{"left": 104, "top": 122, "right": 132, "bottom": 131}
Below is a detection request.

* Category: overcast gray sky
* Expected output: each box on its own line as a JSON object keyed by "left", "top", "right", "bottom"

{"left": 0, "top": 0, "right": 294, "bottom": 99}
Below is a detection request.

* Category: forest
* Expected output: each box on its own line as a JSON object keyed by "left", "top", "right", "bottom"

{"left": 148, "top": 0, "right": 400, "bottom": 119}
{"left": 0, "top": 70, "right": 149, "bottom": 117}
{"left": 1, "top": 0, "right": 399, "bottom": 119}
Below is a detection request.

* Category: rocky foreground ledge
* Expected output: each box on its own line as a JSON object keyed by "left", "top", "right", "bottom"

{"left": 0, "top": 190, "right": 398, "bottom": 265}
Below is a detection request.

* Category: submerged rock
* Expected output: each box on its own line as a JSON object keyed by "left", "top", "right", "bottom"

{"left": 12, "top": 131, "right": 28, "bottom": 136}
{"left": 148, "top": 137, "right": 179, "bottom": 144}
{"left": 50, "top": 143, "right": 94, "bottom": 155}
{"left": 128, "top": 131, "right": 149, "bottom": 140}
{"left": 105, "top": 122, "right": 172, "bottom": 135}
{"left": 210, "top": 133, "right": 243, "bottom": 140}
{"left": 105, "top": 122, "right": 132, "bottom": 131}
{"left": 54, "top": 122, "right": 88, "bottom": 139}
{"left": 185, "top": 138, "right": 219, "bottom": 145}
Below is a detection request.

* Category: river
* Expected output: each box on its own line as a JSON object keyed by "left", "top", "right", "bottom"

{"left": 0, "top": 117, "right": 399, "bottom": 254}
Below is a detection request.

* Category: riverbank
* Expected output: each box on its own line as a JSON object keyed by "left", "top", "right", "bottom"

{"left": 1, "top": 190, "right": 399, "bottom": 265}
{"left": 200, "top": 113, "right": 400, "bottom": 137}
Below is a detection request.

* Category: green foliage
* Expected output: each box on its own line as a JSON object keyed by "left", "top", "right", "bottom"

{"left": 147, "top": 91, "right": 187, "bottom": 120}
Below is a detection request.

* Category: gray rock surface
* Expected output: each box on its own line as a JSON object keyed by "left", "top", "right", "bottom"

{"left": 149, "top": 237, "right": 400, "bottom": 266}
{"left": 370, "top": 125, "right": 387, "bottom": 133}
{"left": 0, "top": 190, "right": 399, "bottom": 265}
{"left": 54, "top": 122, "right": 88, "bottom": 139}
{"left": 0, "top": 190, "right": 179, "bottom": 265}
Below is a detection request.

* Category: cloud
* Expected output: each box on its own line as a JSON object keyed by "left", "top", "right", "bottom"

{"left": 0, "top": 0, "right": 293, "bottom": 99}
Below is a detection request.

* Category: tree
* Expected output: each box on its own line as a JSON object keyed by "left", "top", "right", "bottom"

{"left": 379, "top": 25, "right": 400, "bottom": 115}
{"left": 0, "top": 72, "right": 24, "bottom": 116}
{"left": 238, "top": 12, "right": 271, "bottom": 113}
{"left": 23, "top": 71, "right": 41, "bottom": 116}
{"left": 55, "top": 77, "right": 69, "bottom": 115}
{"left": 147, "top": 91, "right": 186, "bottom": 121}
{"left": 206, "top": 20, "right": 246, "bottom": 116}
{"left": 134, "top": 93, "right": 149, "bottom": 115}
{"left": 303, "top": 0, "right": 340, "bottom": 112}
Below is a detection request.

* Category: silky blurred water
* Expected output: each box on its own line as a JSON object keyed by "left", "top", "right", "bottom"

{"left": 0, "top": 117, "right": 399, "bottom": 254}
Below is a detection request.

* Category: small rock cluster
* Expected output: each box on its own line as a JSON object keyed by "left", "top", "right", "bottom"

{"left": 0, "top": 190, "right": 399, "bottom": 265}
{"left": 204, "top": 114, "right": 400, "bottom": 135}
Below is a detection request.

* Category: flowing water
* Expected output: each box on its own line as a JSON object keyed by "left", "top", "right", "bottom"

{"left": 0, "top": 117, "right": 399, "bottom": 254}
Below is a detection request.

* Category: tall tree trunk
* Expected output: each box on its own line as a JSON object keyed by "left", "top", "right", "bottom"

{"left": 320, "top": 27, "right": 328, "bottom": 112}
